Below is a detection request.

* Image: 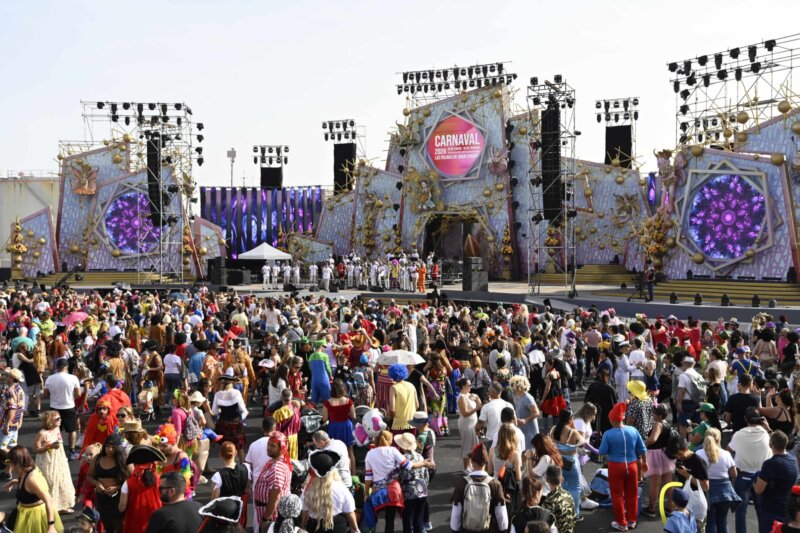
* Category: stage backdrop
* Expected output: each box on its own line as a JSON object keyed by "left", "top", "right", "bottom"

{"left": 200, "top": 186, "right": 324, "bottom": 260}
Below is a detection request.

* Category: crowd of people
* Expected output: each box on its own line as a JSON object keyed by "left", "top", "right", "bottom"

{"left": 1, "top": 279, "right": 800, "bottom": 533}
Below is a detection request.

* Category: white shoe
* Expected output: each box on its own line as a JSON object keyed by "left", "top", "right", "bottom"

{"left": 581, "top": 498, "right": 600, "bottom": 510}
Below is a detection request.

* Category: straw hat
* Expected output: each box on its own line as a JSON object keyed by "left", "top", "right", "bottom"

{"left": 626, "top": 380, "right": 648, "bottom": 401}
{"left": 393, "top": 432, "right": 417, "bottom": 451}
{"left": 123, "top": 418, "right": 144, "bottom": 433}
{"left": 4, "top": 368, "right": 23, "bottom": 383}
{"left": 189, "top": 391, "right": 206, "bottom": 404}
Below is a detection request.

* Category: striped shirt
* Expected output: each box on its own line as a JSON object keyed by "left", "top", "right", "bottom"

{"left": 254, "top": 458, "right": 291, "bottom": 522}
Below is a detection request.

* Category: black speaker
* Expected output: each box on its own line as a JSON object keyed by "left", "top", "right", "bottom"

{"left": 146, "top": 133, "right": 163, "bottom": 226}
{"left": 227, "top": 269, "right": 244, "bottom": 285}
{"left": 333, "top": 143, "right": 357, "bottom": 193}
{"left": 463, "top": 270, "right": 488, "bottom": 291}
{"left": 541, "top": 103, "right": 564, "bottom": 221}
{"left": 369, "top": 285, "right": 384, "bottom": 293}
{"left": 357, "top": 284, "right": 368, "bottom": 291}
{"left": 260, "top": 166, "right": 284, "bottom": 189}
{"left": 283, "top": 283, "right": 297, "bottom": 292}
{"left": 329, "top": 281, "right": 339, "bottom": 293}
{"left": 605, "top": 125, "right": 633, "bottom": 167}
{"left": 0, "top": 268, "right": 10, "bottom": 282}
{"left": 210, "top": 268, "right": 227, "bottom": 285}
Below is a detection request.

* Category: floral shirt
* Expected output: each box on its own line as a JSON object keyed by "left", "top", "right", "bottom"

{"left": 398, "top": 450, "right": 428, "bottom": 500}
{"left": 0, "top": 383, "right": 25, "bottom": 434}
{"left": 627, "top": 398, "right": 654, "bottom": 441}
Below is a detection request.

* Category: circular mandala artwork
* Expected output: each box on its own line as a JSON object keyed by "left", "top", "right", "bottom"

{"left": 688, "top": 174, "right": 764, "bottom": 260}
{"left": 104, "top": 193, "right": 161, "bottom": 254}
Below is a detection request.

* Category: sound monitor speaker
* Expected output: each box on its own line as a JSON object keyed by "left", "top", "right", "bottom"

{"left": 604, "top": 125, "right": 633, "bottom": 168}
{"left": 541, "top": 103, "right": 564, "bottom": 221}
{"left": 283, "top": 283, "right": 297, "bottom": 292}
{"left": 146, "top": 133, "right": 163, "bottom": 226}
{"left": 329, "top": 281, "right": 339, "bottom": 293}
{"left": 463, "top": 271, "right": 488, "bottom": 291}
{"left": 357, "top": 284, "right": 368, "bottom": 291}
{"left": 240, "top": 270, "right": 252, "bottom": 285}
{"left": 333, "top": 143, "right": 357, "bottom": 193}
{"left": 260, "top": 166, "right": 284, "bottom": 189}
{"left": 369, "top": 285, "right": 384, "bottom": 293}
{"left": 227, "top": 269, "right": 244, "bottom": 285}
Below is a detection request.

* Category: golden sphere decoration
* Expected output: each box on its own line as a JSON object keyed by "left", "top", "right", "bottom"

{"left": 487, "top": 202, "right": 495, "bottom": 210}
{"left": 198, "top": 246, "right": 208, "bottom": 256}
{"left": 122, "top": 133, "right": 133, "bottom": 143}
{"left": 736, "top": 132, "right": 748, "bottom": 143}
{"left": 736, "top": 111, "right": 750, "bottom": 124}
{"left": 383, "top": 194, "right": 389, "bottom": 200}
{"left": 589, "top": 227, "right": 597, "bottom": 234}
{"left": 580, "top": 234, "right": 587, "bottom": 241}
{"left": 12, "top": 255, "right": 22, "bottom": 264}
{"left": 692, "top": 252, "right": 705, "bottom": 264}
{"left": 652, "top": 256, "right": 663, "bottom": 268}
{"left": 493, "top": 89, "right": 503, "bottom": 99}
{"left": 25, "top": 230, "right": 34, "bottom": 238}
{"left": 611, "top": 157, "right": 621, "bottom": 168}
{"left": 615, "top": 175, "right": 625, "bottom": 185}
{"left": 183, "top": 257, "right": 190, "bottom": 266}
{"left": 69, "top": 244, "right": 80, "bottom": 253}
{"left": 665, "top": 237, "right": 677, "bottom": 248}
{"left": 598, "top": 243, "right": 605, "bottom": 250}
{"left": 639, "top": 236, "right": 649, "bottom": 245}
{"left": 639, "top": 178, "right": 647, "bottom": 187}
{"left": 57, "top": 154, "right": 63, "bottom": 160}
{"left": 422, "top": 109, "right": 431, "bottom": 117}
{"left": 690, "top": 145, "right": 704, "bottom": 157}
{"left": 791, "top": 121, "right": 800, "bottom": 135}
{"left": 620, "top": 167, "right": 628, "bottom": 175}
{"left": 461, "top": 94, "right": 468, "bottom": 103}
{"left": 394, "top": 237, "right": 402, "bottom": 245}
{"left": 483, "top": 189, "right": 492, "bottom": 197}
{"left": 597, "top": 212, "right": 604, "bottom": 219}
{"left": 487, "top": 235, "right": 496, "bottom": 243}
{"left": 103, "top": 140, "right": 110, "bottom": 146}
{"left": 110, "top": 249, "right": 122, "bottom": 258}
{"left": 38, "top": 237, "right": 46, "bottom": 245}
{"left": 611, "top": 240, "right": 619, "bottom": 247}
{"left": 382, "top": 234, "right": 390, "bottom": 242}
{"left": 358, "top": 159, "right": 367, "bottom": 166}
{"left": 583, "top": 187, "right": 593, "bottom": 198}
{"left": 604, "top": 166, "right": 612, "bottom": 174}
{"left": 745, "top": 248, "right": 756, "bottom": 259}
{"left": 32, "top": 251, "right": 41, "bottom": 259}
{"left": 575, "top": 227, "right": 582, "bottom": 235}
{"left": 469, "top": 105, "right": 477, "bottom": 113}
{"left": 770, "top": 153, "right": 786, "bottom": 166}
{"left": 89, "top": 238, "right": 98, "bottom": 246}
{"left": 402, "top": 108, "right": 411, "bottom": 117}
{"left": 495, "top": 183, "right": 504, "bottom": 191}
{"left": 375, "top": 200, "right": 384, "bottom": 209}
{"left": 723, "top": 128, "right": 733, "bottom": 138}
{"left": 778, "top": 100, "right": 792, "bottom": 114}
{"left": 112, "top": 154, "right": 123, "bottom": 164}
{"left": 218, "top": 239, "right": 226, "bottom": 246}
{"left": 518, "top": 126, "right": 528, "bottom": 135}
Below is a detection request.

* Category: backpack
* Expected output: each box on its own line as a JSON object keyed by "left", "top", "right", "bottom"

{"left": 688, "top": 371, "right": 707, "bottom": 403}
{"left": 182, "top": 410, "right": 203, "bottom": 441}
{"left": 497, "top": 462, "right": 519, "bottom": 499}
{"left": 461, "top": 475, "right": 493, "bottom": 531}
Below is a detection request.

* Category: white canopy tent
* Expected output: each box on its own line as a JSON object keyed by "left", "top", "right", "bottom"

{"left": 237, "top": 242, "right": 293, "bottom": 261}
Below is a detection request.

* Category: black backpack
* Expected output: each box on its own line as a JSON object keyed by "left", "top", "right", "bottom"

{"left": 664, "top": 425, "right": 682, "bottom": 460}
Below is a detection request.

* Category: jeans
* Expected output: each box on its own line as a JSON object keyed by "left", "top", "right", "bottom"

{"left": 129, "top": 370, "right": 140, "bottom": 406}
{"left": 734, "top": 472, "right": 759, "bottom": 533}
{"left": 164, "top": 373, "right": 182, "bottom": 403}
{"left": 402, "top": 497, "right": 426, "bottom": 533}
{"left": 707, "top": 501, "right": 732, "bottom": 533}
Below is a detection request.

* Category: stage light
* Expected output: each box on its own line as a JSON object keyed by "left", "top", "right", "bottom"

{"left": 721, "top": 294, "right": 730, "bottom": 306}
{"left": 530, "top": 76, "right": 538, "bottom": 85}
{"left": 260, "top": 156, "right": 266, "bottom": 164}
{"left": 703, "top": 74, "right": 711, "bottom": 87}
{"left": 683, "top": 60, "right": 692, "bottom": 73}
{"left": 530, "top": 177, "right": 543, "bottom": 186}
{"left": 694, "top": 293, "right": 703, "bottom": 305}
{"left": 111, "top": 114, "right": 119, "bottom": 122}
{"left": 670, "top": 292, "right": 679, "bottom": 304}
{"left": 730, "top": 47, "right": 740, "bottom": 59}
{"left": 632, "top": 98, "right": 639, "bottom": 106}
{"left": 398, "top": 165, "right": 404, "bottom": 173}
{"left": 687, "top": 74, "right": 696, "bottom": 86}
{"left": 605, "top": 113, "right": 611, "bottom": 121}
{"left": 624, "top": 112, "right": 630, "bottom": 120}
{"left": 510, "top": 177, "right": 519, "bottom": 187}
{"left": 148, "top": 103, "right": 156, "bottom": 110}
{"left": 532, "top": 213, "right": 544, "bottom": 223}
{"left": 668, "top": 62, "right": 678, "bottom": 72}
{"left": 554, "top": 74, "right": 562, "bottom": 83}
{"left": 512, "top": 201, "right": 520, "bottom": 209}
{"left": 714, "top": 53, "right": 723, "bottom": 69}
{"left": 673, "top": 81, "right": 680, "bottom": 93}
{"left": 124, "top": 117, "right": 130, "bottom": 125}
{"left": 533, "top": 96, "right": 541, "bottom": 105}
{"left": 396, "top": 182, "right": 403, "bottom": 190}
{"left": 97, "top": 102, "right": 105, "bottom": 109}
{"left": 698, "top": 55, "right": 708, "bottom": 66}
{"left": 765, "top": 39, "right": 776, "bottom": 52}
{"left": 751, "top": 62, "right": 761, "bottom": 73}
{"left": 597, "top": 114, "right": 602, "bottom": 123}
{"left": 197, "top": 123, "right": 204, "bottom": 131}
{"left": 167, "top": 185, "right": 180, "bottom": 193}
{"left": 717, "top": 69, "right": 727, "bottom": 80}
{"left": 513, "top": 222, "right": 522, "bottom": 230}
{"left": 735, "top": 68, "right": 742, "bottom": 81}
{"left": 194, "top": 147, "right": 203, "bottom": 155}
{"left": 752, "top": 294, "right": 761, "bottom": 307}
{"left": 111, "top": 103, "right": 118, "bottom": 114}
{"left": 322, "top": 122, "right": 329, "bottom": 129}
{"left": 567, "top": 210, "right": 577, "bottom": 218}
{"left": 633, "top": 111, "right": 639, "bottom": 120}
{"left": 614, "top": 113, "right": 620, "bottom": 122}
{"left": 769, "top": 299, "right": 777, "bottom": 308}
{"left": 680, "top": 89, "right": 690, "bottom": 100}
{"left": 122, "top": 102, "right": 131, "bottom": 110}
{"left": 197, "top": 157, "right": 204, "bottom": 166}
{"left": 595, "top": 101, "right": 602, "bottom": 109}
{"left": 680, "top": 105, "right": 689, "bottom": 115}
{"left": 748, "top": 45, "right": 757, "bottom": 62}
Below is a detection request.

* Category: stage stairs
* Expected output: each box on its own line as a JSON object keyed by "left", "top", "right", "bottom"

{"left": 538, "top": 264, "right": 634, "bottom": 285}
{"left": 593, "top": 279, "right": 800, "bottom": 307}
{"left": 32, "top": 271, "right": 194, "bottom": 287}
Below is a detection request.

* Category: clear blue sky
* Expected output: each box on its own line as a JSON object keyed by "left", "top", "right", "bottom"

{"left": 1, "top": 0, "right": 797, "bottom": 187}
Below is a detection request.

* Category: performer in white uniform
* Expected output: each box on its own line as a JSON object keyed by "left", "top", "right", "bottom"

{"left": 309, "top": 263, "right": 318, "bottom": 287}
{"left": 292, "top": 264, "right": 301, "bottom": 286}
{"left": 261, "top": 262, "right": 270, "bottom": 289}
{"left": 271, "top": 263, "right": 280, "bottom": 290}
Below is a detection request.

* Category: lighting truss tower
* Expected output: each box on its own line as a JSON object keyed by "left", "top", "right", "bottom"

{"left": 252, "top": 145, "right": 289, "bottom": 167}
{"left": 595, "top": 97, "right": 640, "bottom": 164}
{"left": 526, "top": 76, "right": 577, "bottom": 297}
{"left": 396, "top": 62, "right": 517, "bottom": 104}
{"left": 321, "top": 119, "right": 367, "bottom": 159}
{"left": 667, "top": 33, "right": 799, "bottom": 146}
{"left": 78, "top": 101, "right": 204, "bottom": 284}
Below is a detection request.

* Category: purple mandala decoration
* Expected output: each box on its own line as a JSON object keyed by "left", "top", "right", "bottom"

{"left": 688, "top": 174, "right": 764, "bottom": 260}
{"left": 104, "top": 192, "right": 161, "bottom": 254}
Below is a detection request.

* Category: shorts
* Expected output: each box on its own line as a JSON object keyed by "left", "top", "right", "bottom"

{"left": 678, "top": 400, "right": 700, "bottom": 426}
{"left": 25, "top": 383, "right": 42, "bottom": 397}
{"left": 0, "top": 430, "right": 18, "bottom": 448}
{"left": 57, "top": 408, "right": 78, "bottom": 434}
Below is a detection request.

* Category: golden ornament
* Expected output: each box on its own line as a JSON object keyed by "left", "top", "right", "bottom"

{"left": 639, "top": 178, "right": 647, "bottom": 187}
{"left": 483, "top": 189, "right": 491, "bottom": 197}
{"left": 692, "top": 252, "right": 705, "bottom": 264}
{"left": 611, "top": 240, "right": 619, "bottom": 247}
{"left": 402, "top": 108, "right": 411, "bottom": 116}
{"left": 358, "top": 159, "right": 367, "bottom": 166}
{"left": 791, "top": 121, "right": 800, "bottom": 135}
{"left": 615, "top": 175, "right": 625, "bottom": 185}
{"left": 620, "top": 167, "right": 628, "bottom": 175}
{"left": 770, "top": 153, "right": 786, "bottom": 165}
{"left": 469, "top": 105, "right": 477, "bottom": 113}
{"left": 518, "top": 126, "right": 528, "bottom": 135}
{"left": 575, "top": 227, "right": 582, "bottom": 235}
{"left": 69, "top": 244, "right": 79, "bottom": 253}
{"left": 89, "top": 238, "right": 98, "bottom": 246}
{"left": 597, "top": 212, "right": 604, "bottom": 219}
{"left": 690, "top": 145, "right": 704, "bottom": 157}
{"left": 723, "top": 128, "right": 733, "bottom": 138}
{"left": 487, "top": 202, "right": 495, "bottom": 210}
{"left": 495, "top": 183, "right": 504, "bottom": 191}
{"left": 110, "top": 249, "right": 122, "bottom": 257}
{"left": 38, "top": 237, "right": 46, "bottom": 245}
{"left": 25, "top": 230, "right": 34, "bottom": 237}
{"left": 493, "top": 89, "right": 503, "bottom": 99}
{"left": 589, "top": 227, "right": 597, "bottom": 234}
{"left": 598, "top": 243, "right": 605, "bottom": 250}
{"left": 611, "top": 157, "right": 621, "bottom": 168}
{"left": 665, "top": 237, "right": 677, "bottom": 248}
{"left": 57, "top": 154, "right": 63, "bottom": 160}
{"left": 604, "top": 166, "right": 612, "bottom": 174}
{"left": 112, "top": 154, "right": 123, "bottom": 164}
{"left": 383, "top": 194, "right": 389, "bottom": 200}
{"left": 736, "top": 111, "right": 749, "bottom": 124}
{"left": 487, "top": 235, "right": 496, "bottom": 243}
{"left": 652, "top": 256, "right": 663, "bottom": 268}
{"left": 583, "top": 187, "right": 593, "bottom": 197}
{"left": 778, "top": 100, "right": 792, "bottom": 114}
{"left": 183, "top": 257, "right": 191, "bottom": 266}
{"left": 122, "top": 133, "right": 133, "bottom": 143}
{"left": 198, "top": 246, "right": 208, "bottom": 256}
{"left": 32, "top": 251, "right": 41, "bottom": 259}
{"left": 639, "top": 236, "right": 649, "bottom": 245}
{"left": 382, "top": 234, "right": 390, "bottom": 242}
{"left": 422, "top": 109, "right": 431, "bottom": 117}
{"left": 745, "top": 248, "right": 756, "bottom": 259}
{"left": 375, "top": 200, "right": 384, "bottom": 208}
{"left": 460, "top": 94, "right": 468, "bottom": 103}
{"left": 102, "top": 140, "right": 110, "bottom": 146}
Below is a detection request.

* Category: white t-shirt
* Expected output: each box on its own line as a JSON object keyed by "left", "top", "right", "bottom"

{"left": 479, "top": 399, "right": 514, "bottom": 441}
{"left": 573, "top": 417, "right": 593, "bottom": 441}
{"left": 489, "top": 425, "right": 525, "bottom": 454}
{"left": 696, "top": 448, "right": 736, "bottom": 480}
{"left": 211, "top": 463, "right": 252, "bottom": 488}
{"left": 44, "top": 372, "right": 81, "bottom": 410}
{"left": 163, "top": 353, "right": 183, "bottom": 375}
{"left": 301, "top": 479, "right": 355, "bottom": 517}
{"left": 245, "top": 436, "right": 270, "bottom": 479}
{"left": 729, "top": 426, "right": 772, "bottom": 472}
{"left": 628, "top": 349, "right": 646, "bottom": 379}
{"left": 268, "top": 379, "right": 287, "bottom": 405}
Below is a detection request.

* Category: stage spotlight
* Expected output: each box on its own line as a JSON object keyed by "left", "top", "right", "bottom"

{"left": 597, "top": 114, "right": 602, "bottom": 123}
{"left": 510, "top": 177, "right": 519, "bottom": 187}
{"left": 253, "top": 156, "right": 257, "bottom": 164}
{"left": 735, "top": 68, "right": 742, "bottom": 81}
{"left": 748, "top": 45, "right": 757, "bottom": 62}
{"left": 703, "top": 74, "right": 711, "bottom": 87}
{"left": 605, "top": 113, "right": 611, "bottom": 121}
{"left": 769, "top": 299, "right": 777, "bottom": 308}
{"left": 194, "top": 147, "right": 203, "bottom": 155}
{"left": 721, "top": 294, "right": 730, "bottom": 306}
{"left": 751, "top": 62, "right": 761, "bottom": 73}
{"left": 97, "top": 102, "right": 105, "bottom": 109}
{"left": 668, "top": 62, "right": 678, "bottom": 72}
{"left": 398, "top": 165, "right": 404, "bottom": 173}
{"left": 513, "top": 222, "right": 522, "bottom": 230}
{"left": 698, "top": 55, "right": 708, "bottom": 66}
{"left": 197, "top": 123, "right": 204, "bottom": 131}
{"left": 148, "top": 103, "right": 156, "bottom": 110}
{"left": 632, "top": 98, "right": 639, "bottom": 106}
{"left": 614, "top": 113, "right": 619, "bottom": 122}
{"left": 730, "top": 47, "right": 740, "bottom": 59}
{"left": 633, "top": 111, "right": 639, "bottom": 120}
{"left": 110, "top": 103, "right": 118, "bottom": 114}
{"left": 122, "top": 102, "right": 131, "bottom": 110}
{"left": 124, "top": 117, "right": 130, "bottom": 125}
{"left": 395, "top": 182, "right": 403, "bottom": 190}
{"left": 673, "top": 81, "right": 680, "bottom": 93}
{"left": 530, "top": 76, "right": 538, "bottom": 85}
{"left": 694, "top": 293, "right": 703, "bottom": 305}
{"left": 530, "top": 177, "right": 543, "bottom": 186}
{"left": 717, "top": 69, "right": 727, "bottom": 80}
{"left": 680, "top": 89, "right": 690, "bottom": 100}
{"left": 554, "top": 74, "right": 562, "bottom": 83}
{"left": 399, "top": 148, "right": 406, "bottom": 156}
{"left": 687, "top": 74, "right": 696, "bottom": 86}
{"left": 512, "top": 200, "right": 520, "bottom": 209}
{"left": 683, "top": 60, "right": 692, "bottom": 73}
{"left": 567, "top": 210, "right": 577, "bottom": 218}
{"left": 595, "top": 101, "right": 602, "bottom": 109}
{"left": 680, "top": 105, "right": 690, "bottom": 115}
{"left": 532, "top": 213, "right": 544, "bottom": 223}
{"left": 670, "top": 292, "right": 679, "bottom": 304}
{"left": 197, "top": 135, "right": 204, "bottom": 143}
{"left": 197, "top": 157, "right": 204, "bottom": 166}
{"left": 752, "top": 295, "right": 761, "bottom": 307}
{"left": 765, "top": 39, "right": 776, "bottom": 52}
{"left": 714, "top": 53, "right": 723, "bottom": 69}
{"left": 111, "top": 114, "right": 119, "bottom": 122}
{"left": 166, "top": 216, "right": 179, "bottom": 225}
{"left": 167, "top": 185, "right": 180, "bottom": 193}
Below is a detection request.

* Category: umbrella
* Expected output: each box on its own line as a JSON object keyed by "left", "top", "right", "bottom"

{"left": 168, "top": 292, "right": 190, "bottom": 301}
{"left": 10, "top": 336, "right": 34, "bottom": 352}
{"left": 62, "top": 311, "right": 88, "bottom": 327}
{"left": 376, "top": 349, "right": 426, "bottom": 366}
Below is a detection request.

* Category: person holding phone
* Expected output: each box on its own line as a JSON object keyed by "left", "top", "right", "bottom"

{"left": 33, "top": 411, "right": 75, "bottom": 515}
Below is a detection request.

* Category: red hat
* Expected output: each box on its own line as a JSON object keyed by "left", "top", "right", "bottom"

{"left": 339, "top": 333, "right": 351, "bottom": 343}
{"left": 609, "top": 402, "right": 627, "bottom": 424}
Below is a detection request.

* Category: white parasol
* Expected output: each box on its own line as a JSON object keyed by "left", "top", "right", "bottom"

{"left": 376, "top": 349, "right": 426, "bottom": 366}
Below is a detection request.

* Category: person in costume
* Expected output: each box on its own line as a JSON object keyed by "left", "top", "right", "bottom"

{"left": 33, "top": 410, "right": 75, "bottom": 514}
{"left": 197, "top": 496, "right": 245, "bottom": 533}
{"left": 170, "top": 390, "right": 199, "bottom": 459}
{"left": 118, "top": 444, "right": 164, "bottom": 533}
{"left": 97, "top": 375, "right": 131, "bottom": 419}
{"left": 322, "top": 379, "right": 357, "bottom": 471}
{"left": 272, "top": 389, "right": 301, "bottom": 460}
{"left": 210, "top": 442, "right": 251, "bottom": 528}
{"left": 308, "top": 339, "right": 332, "bottom": 405}
{"left": 87, "top": 434, "right": 130, "bottom": 533}
{"left": 301, "top": 449, "right": 359, "bottom": 533}
{"left": 267, "top": 494, "right": 303, "bottom": 533}
{"left": 75, "top": 443, "right": 101, "bottom": 510}
{"left": 212, "top": 368, "right": 248, "bottom": 461}
{"left": 253, "top": 432, "right": 293, "bottom": 533}
{"left": 155, "top": 424, "right": 193, "bottom": 499}
{"left": 388, "top": 364, "right": 417, "bottom": 433}
{"left": 81, "top": 399, "right": 117, "bottom": 453}
{"left": 6, "top": 445, "right": 64, "bottom": 533}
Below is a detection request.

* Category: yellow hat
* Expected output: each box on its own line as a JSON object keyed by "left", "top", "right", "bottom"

{"left": 626, "top": 380, "right": 648, "bottom": 401}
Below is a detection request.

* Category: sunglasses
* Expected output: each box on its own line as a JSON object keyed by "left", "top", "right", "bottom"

{"left": 117, "top": 414, "right": 127, "bottom": 418}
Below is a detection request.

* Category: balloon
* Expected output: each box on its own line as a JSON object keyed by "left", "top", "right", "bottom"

{"left": 659, "top": 481, "right": 684, "bottom": 524}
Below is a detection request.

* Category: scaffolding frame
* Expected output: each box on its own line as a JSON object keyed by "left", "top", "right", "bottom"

{"left": 74, "top": 101, "right": 202, "bottom": 283}
{"left": 526, "top": 78, "right": 577, "bottom": 297}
